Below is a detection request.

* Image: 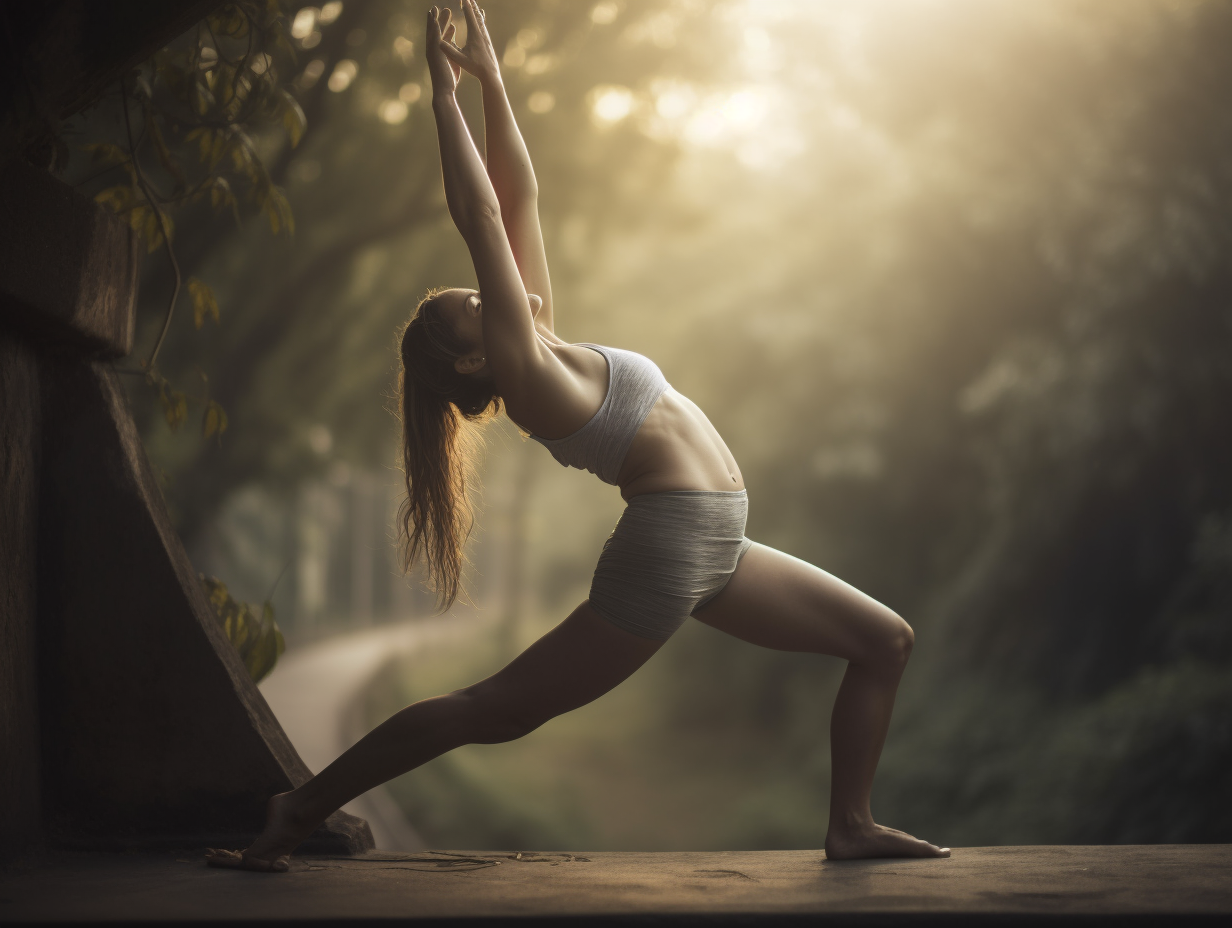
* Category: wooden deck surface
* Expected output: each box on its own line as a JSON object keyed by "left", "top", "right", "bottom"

{"left": 1, "top": 845, "right": 1229, "bottom": 925}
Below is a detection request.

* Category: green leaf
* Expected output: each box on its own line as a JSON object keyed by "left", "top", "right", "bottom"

{"left": 209, "top": 132, "right": 227, "bottom": 170}
{"left": 200, "top": 576, "right": 283, "bottom": 682}
{"left": 279, "top": 90, "right": 307, "bottom": 147}
{"left": 188, "top": 277, "right": 220, "bottom": 329}
{"left": 247, "top": 600, "right": 283, "bottom": 683}
{"left": 215, "top": 62, "right": 238, "bottom": 112}
{"left": 263, "top": 185, "right": 294, "bottom": 235}
{"left": 126, "top": 203, "right": 147, "bottom": 233}
{"left": 194, "top": 77, "right": 216, "bottom": 115}
{"left": 235, "top": 605, "right": 255, "bottom": 651}
{"left": 246, "top": 625, "right": 278, "bottom": 682}
{"left": 202, "top": 399, "right": 228, "bottom": 440}
{"left": 209, "top": 6, "right": 250, "bottom": 39}
{"left": 208, "top": 176, "right": 231, "bottom": 210}
{"left": 137, "top": 206, "right": 172, "bottom": 253}
{"left": 185, "top": 126, "right": 210, "bottom": 162}
{"left": 143, "top": 209, "right": 162, "bottom": 252}
{"left": 202, "top": 574, "right": 229, "bottom": 611}
{"left": 94, "top": 185, "right": 134, "bottom": 213}
{"left": 161, "top": 387, "right": 188, "bottom": 430}
{"left": 228, "top": 129, "right": 257, "bottom": 177}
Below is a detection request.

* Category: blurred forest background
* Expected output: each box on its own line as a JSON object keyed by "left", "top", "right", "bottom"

{"left": 67, "top": 0, "right": 1232, "bottom": 851}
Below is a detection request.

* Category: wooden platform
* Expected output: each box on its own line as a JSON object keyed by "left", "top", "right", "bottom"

{"left": 1, "top": 845, "right": 1229, "bottom": 925}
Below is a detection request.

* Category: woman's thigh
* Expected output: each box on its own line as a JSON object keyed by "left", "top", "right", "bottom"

{"left": 463, "top": 600, "right": 665, "bottom": 728}
{"left": 691, "top": 542, "right": 909, "bottom": 664}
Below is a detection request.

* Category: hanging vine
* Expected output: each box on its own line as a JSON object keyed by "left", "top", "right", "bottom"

{"left": 84, "top": 0, "right": 304, "bottom": 441}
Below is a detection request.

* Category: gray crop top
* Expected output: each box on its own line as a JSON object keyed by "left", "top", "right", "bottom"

{"left": 530, "top": 343, "right": 669, "bottom": 486}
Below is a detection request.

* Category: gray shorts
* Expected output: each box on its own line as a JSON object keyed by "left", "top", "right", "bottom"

{"left": 588, "top": 489, "right": 753, "bottom": 639}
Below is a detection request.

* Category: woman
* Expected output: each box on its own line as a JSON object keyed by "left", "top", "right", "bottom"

{"left": 208, "top": 1, "right": 949, "bottom": 871}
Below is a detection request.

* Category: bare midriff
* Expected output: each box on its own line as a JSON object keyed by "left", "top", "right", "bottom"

{"left": 616, "top": 388, "right": 744, "bottom": 500}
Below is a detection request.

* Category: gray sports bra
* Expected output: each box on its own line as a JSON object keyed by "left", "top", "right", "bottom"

{"left": 530, "top": 343, "right": 669, "bottom": 486}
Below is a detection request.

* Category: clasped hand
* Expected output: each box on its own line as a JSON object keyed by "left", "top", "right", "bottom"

{"left": 426, "top": 1, "right": 501, "bottom": 96}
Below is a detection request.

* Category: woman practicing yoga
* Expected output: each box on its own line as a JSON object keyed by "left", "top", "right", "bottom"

{"left": 208, "top": 1, "right": 949, "bottom": 871}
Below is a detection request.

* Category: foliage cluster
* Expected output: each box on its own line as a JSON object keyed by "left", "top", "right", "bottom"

{"left": 82, "top": 0, "right": 303, "bottom": 438}
{"left": 200, "top": 574, "right": 286, "bottom": 682}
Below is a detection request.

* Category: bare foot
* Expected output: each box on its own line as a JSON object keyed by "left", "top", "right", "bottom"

{"left": 825, "top": 823, "right": 951, "bottom": 860}
{"left": 205, "top": 792, "right": 316, "bottom": 873}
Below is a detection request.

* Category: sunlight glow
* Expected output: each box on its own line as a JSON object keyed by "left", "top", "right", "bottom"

{"left": 378, "top": 99, "right": 408, "bottom": 125}
{"left": 641, "top": 11, "right": 680, "bottom": 49}
{"left": 393, "top": 36, "right": 414, "bottom": 64}
{"left": 653, "top": 80, "right": 694, "bottom": 120}
{"left": 590, "top": 85, "right": 635, "bottom": 124}
{"left": 318, "top": 1, "right": 343, "bottom": 25}
{"left": 642, "top": 78, "right": 780, "bottom": 164}
{"left": 743, "top": 26, "right": 772, "bottom": 55}
{"left": 525, "top": 53, "right": 556, "bottom": 76}
{"left": 516, "top": 28, "right": 543, "bottom": 50}
{"left": 591, "top": 2, "right": 618, "bottom": 26}
{"left": 299, "top": 58, "right": 325, "bottom": 89}
{"left": 528, "top": 91, "right": 556, "bottom": 114}
{"left": 328, "top": 59, "right": 357, "bottom": 92}
{"left": 398, "top": 82, "right": 422, "bottom": 104}
{"left": 291, "top": 7, "right": 317, "bottom": 40}
{"left": 504, "top": 26, "right": 542, "bottom": 69}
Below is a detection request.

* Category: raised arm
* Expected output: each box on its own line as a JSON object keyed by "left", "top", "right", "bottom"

{"left": 427, "top": 8, "right": 540, "bottom": 393}
{"left": 441, "top": 0, "right": 555, "bottom": 332}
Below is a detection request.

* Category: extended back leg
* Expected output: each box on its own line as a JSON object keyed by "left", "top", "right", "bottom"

{"left": 208, "top": 602, "right": 662, "bottom": 871}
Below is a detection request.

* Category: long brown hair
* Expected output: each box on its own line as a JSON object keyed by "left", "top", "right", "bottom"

{"left": 397, "top": 290, "right": 500, "bottom": 609}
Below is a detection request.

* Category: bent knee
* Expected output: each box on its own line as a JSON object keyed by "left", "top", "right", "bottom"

{"left": 857, "top": 613, "right": 913, "bottom": 672}
{"left": 882, "top": 616, "right": 914, "bottom": 670}
{"left": 452, "top": 685, "right": 548, "bottom": 745}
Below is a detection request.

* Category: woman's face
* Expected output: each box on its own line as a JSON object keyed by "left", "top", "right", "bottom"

{"left": 436, "top": 288, "right": 483, "bottom": 351}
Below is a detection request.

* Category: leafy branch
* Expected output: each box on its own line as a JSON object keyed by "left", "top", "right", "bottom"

{"left": 201, "top": 574, "right": 285, "bottom": 682}
{"left": 87, "top": 0, "right": 304, "bottom": 440}
{"left": 120, "top": 73, "right": 181, "bottom": 372}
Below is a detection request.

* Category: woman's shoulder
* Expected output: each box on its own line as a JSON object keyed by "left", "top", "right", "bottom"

{"left": 505, "top": 334, "right": 612, "bottom": 438}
